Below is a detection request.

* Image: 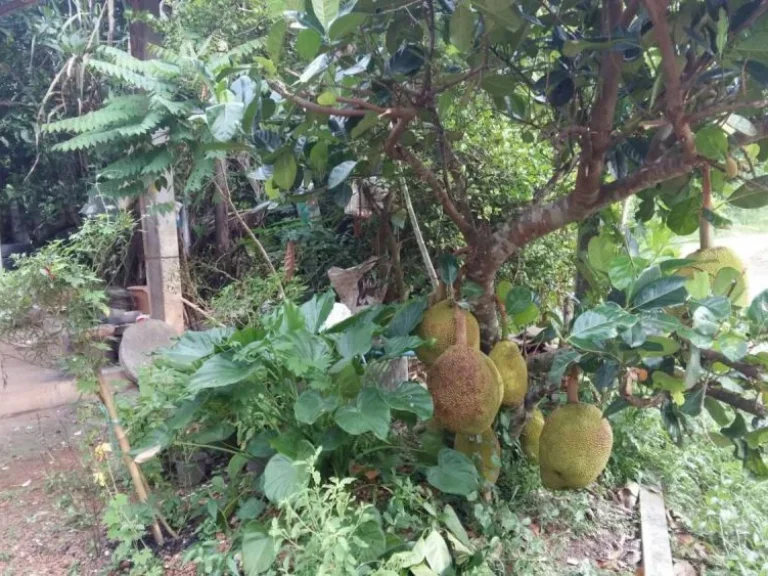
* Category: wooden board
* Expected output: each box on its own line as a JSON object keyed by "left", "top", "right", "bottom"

{"left": 640, "top": 488, "right": 674, "bottom": 576}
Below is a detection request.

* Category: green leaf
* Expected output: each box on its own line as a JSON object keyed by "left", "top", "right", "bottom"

{"left": 386, "top": 297, "right": 427, "bottom": 337}
{"left": 721, "top": 413, "right": 748, "bottom": 440}
{"left": 267, "top": 19, "right": 287, "bottom": 63}
{"left": 300, "top": 290, "right": 335, "bottom": 333}
{"left": 548, "top": 348, "right": 582, "bottom": 384}
{"left": 450, "top": 2, "right": 475, "bottom": 52}
{"left": 263, "top": 454, "right": 310, "bottom": 503}
{"left": 745, "top": 427, "right": 768, "bottom": 448}
{"left": 472, "top": 0, "right": 523, "bottom": 31}
{"left": 328, "top": 160, "right": 357, "bottom": 188}
{"left": 713, "top": 267, "right": 746, "bottom": 302}
{"left": 695, "top": 125, "right": 728, "bottom": 161}
{"left": 716, "top": 8, "right": 728, "bottom": 55}
{"left": 312, "top": 0, "right": 340, "bottom": 32}
{"left": 587, "top": 234, "right": 616, "bottom": 273}
{"left": 639, "top": 335, "right": 680, "bottom": 358}
{"left": 161, "top": 327, "right": 234, "bottom": 370}
{"left": 297, "top": 29, "right": 323, "bottom": 61}
{"left": 329, "top": 13, "right": 366, "bottom": 40}
{"left": 228, "top": 453, "right": 249, "bottom": 480}
{"left": 595, "top": 359, "right": 620, "bottom": 391}
{"left": 506, "top": 286, "right": 534, "bottom": 315}
{"left": 353, "top": 517, "right": 387, "bottom": 562}
{"left": 294, "top": 390, "right": 339, "bottom": 424}
{"left": 717, "top": 333, "right": 748, "bottom": 362}
{"left": 629, "top": 265, "right": 661, "bottom": 301}
{"left": 423, "top": 530, "right": 451, "bottom": 574}
{"left": 440, "top": 505, "right": 471, "bottom": 548}
{"left": 666, "top": 197, "right": 700, "bottom": 235}
{"left": 336, "top": 321, "right": 375, "bottom": 358}
{"left": 383, "top": 381, "right": 433, "bottom": 420}
{"left": 608, "top": 255, "right": 635, "bottom": 290}
{"left": 728, "top": 175, "right": 768, "bottom": 209}
{"left": 299, "top": 53, "right": 331, "bottom": 83}
{"left": 206, "top": 102, "right": 245, "bottom": 142}
{"left": 437, "top": 253, "right": 459, "bottom": 286}
{"left": 242, "top": 525, "right": 278, "bottom": 575}
{"left": 513, "top": 302, "right": 539, "bottom": 326}
{"left": 309, "top": 141, "right": 329, "bottom": 178}
{"left": 685, "top": 271, "right": 711, "bottom": 300}
{"left": 350, "top": 111, "right": 379, "bottom": 139}
{"left": 704, "top": 397, "right": 731, "bottom": 426}
{"left": 571, "top": 311, "right": 618, "bottom": 342}
{"left": 317, "top": 91, "right": 336, "bottom": 106}
{"left": 652, "top": 372, "right": 685, "bottom": 405}
{"left": 188, "top": 423, "right": 235, "bottom": 444}
{"left": 631, "top": 276, "right": 688, "bottom": 310}
{"left": 334, "top": 387, "right": 391, "bottom": 440}
{"left": 236, "top": 498, "right": 266, "bottom": 521}
{"left": 426, "top": 448, "right": 481, "bottom": 496}
{"left": 274, "top": 150, "right": 297, "bottom": 190}
{"left": 603, "top": 398, "right": 631, "bottom": 418}
{"left": 748, "top": 289, "right": 768, "bottom": 333}
{"left": 189, "top": 354, "right": 255, "bottom": 392}
{"left": 480, "top": 74, "right": 516, "bottom": 97}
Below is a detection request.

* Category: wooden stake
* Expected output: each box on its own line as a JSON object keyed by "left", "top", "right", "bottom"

{"left": 97, "top": 372, "right": 164, "bottom": 546}
{"left": 699, "top": 163, "right": 713, "bottom": 250}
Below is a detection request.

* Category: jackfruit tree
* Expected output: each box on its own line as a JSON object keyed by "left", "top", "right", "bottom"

{"left": 36, "top": 0, "right": 768, "bottom": 480}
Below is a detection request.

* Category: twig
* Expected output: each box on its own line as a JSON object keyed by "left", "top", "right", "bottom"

{"left": 400, "top": 177, "right": 439, "bottom": 289}
{"left": 181, "top": 297, "right": 225, "bottom": 327}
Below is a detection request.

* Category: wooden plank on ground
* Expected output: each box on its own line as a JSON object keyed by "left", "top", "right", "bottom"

{"left": 640, "top": 488, "right": 674, "bottom": 576}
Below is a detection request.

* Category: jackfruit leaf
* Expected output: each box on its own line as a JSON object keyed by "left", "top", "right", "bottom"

{"left": 680, "top": 386, "right": 705, "bottom": 416}
{"left": 440, "top": 505, "right": 471, "bottom": 548}
{"left": 513, "top": 302, "right": 539, "bottom": 326}
{"left": 714, "top": 267, "right": 744, "bottom": 301}
{"left": 473, "top": 0, "right": 523, "bottom": 31}
{"left": 659, "top": 258, "right": 698, "bottom": 273}
{"left": 608, "top": 255, "right": 635, "bottom": 290}
{"left": 481, "top": 74, "right": 516, "bottom": 97}
{"left": 437, "top": 253, "right": 459, "bottom": 286}
{"left": 631, "top": 276, "right": 687, "bottom": 310}
{"left": 505, "top": 286, "right": 534, "bottom": 314}
{"left": 309, "top": 141, "right": 329, "bottom": 178}
{"left": 548, "top": 348, "right": 582, "bottom": 385}
{"left": 717, "top": 333, "right": 748, "bottom": 362}
{"left": 161, "top": 327, "right": 234, "bottom": 369}
{"left": 423, "top": 530, "right": 451, "bottom": 574}
{"left": 242, "top": 524, "right": 278, "bottom": 575}
{"left": 187, "top": 423, "right": 236, "bottom": 444}
{"left": 495, "top": 280, "right": 513, "bottom": 302}
{"left": 728, "top": 175, "right": 768, "bottom": 208}
{"left": 297, "top": 28, "right": 323, "bottom": 60}
{"left": 685, "top": 271, "right": 711, "bottom": 300}
{"left": 695, "top": 125, "right": 728, "bottom": 161}
{"left": 294, "top": 390, "right": 339, "bottom": 424}
{"left": 206, "top": 102, "right": 245, "bottom": 142}
{"left": 299, "top": 52, "right": 331, "bottom": 83}
{"left": 263, "top": 454, "right": 310, "bottom": 503}
{"left": 300, "top": 290, "right": 335, "bottom": 333}
{"left": 334, "top": 387, "right": 391, "bottom": 440}
{"left": 383, "top": 381, "right": 433, "bottom": 420}
{"left": 329, "top": 13, "right": 366, "bottom": 40}
{"left": 701, "top": 208, "right": 733, "bottom": 229}
{"left": 273, "top": 150, "right": 297, "bottom": 190}
{"left": 189, "top": 354, "right": 255, "bottom": 392}
{"left": 267, "top": 19, "right": 287, "bottom": 63}
{"left": 666, "top": 197, "right": 700, "bottom": 235}
{"left": 426, "top": 448, "right": 481, "bottom": 496}
{"left": 691, "top": 296, "right": 732, "bottom": 320}
{"left": 312, "top": 0, "right": 340, "bottom": 32}
{"left": 745, "top": 427, "right": 768, "bottom": 448}
{"left": 704, "top": 397, "right": 731, "bottom": 426}
{"left": 747, "top": 289, "right": 768, "bottom": 333}
{"left": 746, "top": 449, "right": 768, "bottom": 478}
{"left": 335, "top": 321, "right": 375, "bottom": 358}
{"left": 603, "top": 397, "right": 631, "bottom": 418}
{"left": 385, "top": 297, "right": 427, "bottom": 337}
{"left": 652, "top": 372, "right": 685, "bottom": 405}
{"left": 621, "top": 323, "right": 646, "bottom": 347}
{"left": 639, "top": 311, "right": 683, "bottom": 334}
{"left": 721, "top": 413, "right": 748, "bottom": 440}
{"left": 450, "top": 2, "right": 475, "bottom": 52}
{"left": 639, "top": 336, "right": 680, "bottom": 357}
{"left": 628, "top": 265, "right": 661, "bottom": 301}
{"left": 461, "top": 280, "right": 485, "bottom": 299}
{"left": 692, "top": 306, "right": 719, "bottom": 336}
{"left": 328, "top": 160, "right": 357, "bottom": 188}
{"left": 571, "top": 311, "right": 619, "bottom": 341}
{"left": 595, "top": 359, "right": 620, "bottom": 391}
{"left": 587, "top": 234, "right": 616, "bottom": 273}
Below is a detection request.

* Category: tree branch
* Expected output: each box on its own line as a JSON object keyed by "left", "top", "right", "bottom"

{"left": 270, "top": 82, "right": 408, "bottom": 118}
{"left": 706, "top": 386, "right": 766, "bottom": 417}
{"left": 687, "top": 99, "right": 768, "bottom": 124}
{"left": 643, "top": 0, "right": 696, "bottom": 159}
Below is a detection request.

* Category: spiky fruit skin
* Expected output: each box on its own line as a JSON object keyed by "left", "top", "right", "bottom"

{"left": 427, "top": 345, "right": 503, "bottom": 434}
{"left": 455, "top": 428, "right": 501, "bottom": 484}
{"left": 416, "top": 300, "right": 481, "bottom": 365}
{"left": 680, "top": 246, "right": 749, "bottom": 307}
{"left": 521, "top": 408, "right": 545, "bottom": 462}
{"left": 489, "top": 340, "right": 529, "bottom": 407}
{"left": 538, "top": 404, "right": 613, "bottom": 490}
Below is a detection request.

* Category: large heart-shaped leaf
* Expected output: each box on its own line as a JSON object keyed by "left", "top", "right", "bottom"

{"left": 206, "top": 102, "right": 245, "bottom": 142}
{"left": 334, "top": 387, "right": 391, "bottom": 440}
{"left": 189, "top": 354, "right": 255, "bottom": 392}
{"left": 242, "top": 524, "right": 279, "bottom": 575}
{"left": 426, "top": 448, "right": 481, "bottom": 496}
{"left": 631, "top": 276, "right": 687, "bottom": 310}
{"left": 728, "top": 175, "right": 768, "bottom": 209}
{"left": 263, "top": 454, "right": 310, "bottom": 503}
{"left": 383, "top": 381, "right": 433, "bottom": 420}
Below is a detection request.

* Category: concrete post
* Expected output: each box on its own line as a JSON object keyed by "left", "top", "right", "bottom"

{"left": 140, "top": 168, "right": 184, "bottom": 334}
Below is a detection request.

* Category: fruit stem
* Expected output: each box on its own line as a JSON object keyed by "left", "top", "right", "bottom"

{"left": 699, "top": 163, "right": 713, "bottom": 250}
{"left": 495, "top": 295, "right": 509, "bottom": 340}
{"left": 455, "top": 304, "right": 467, "bottom": 347}
{"left": 565, "top": 367, "right": 580, "bottom": 404}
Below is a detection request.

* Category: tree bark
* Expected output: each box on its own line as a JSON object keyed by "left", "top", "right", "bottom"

{"left": 699, "top": 164, "right": 713, "bottom": 250}
{"left": 127, "top": 0, "right": 162, "bottom": 60}
{"left": 574, "top": 215, "right": 600, "bottom": 302}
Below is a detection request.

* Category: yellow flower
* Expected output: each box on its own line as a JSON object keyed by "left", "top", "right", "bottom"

{"left": 93, "top": 471, "right": 107, "bottom": 487}
{"left": 94, "top": 443, "right": 113, "bottom": 461}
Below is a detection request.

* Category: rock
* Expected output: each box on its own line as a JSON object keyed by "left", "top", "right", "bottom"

{"left": 119, "top": 319, "right": 178, "bottom": 382}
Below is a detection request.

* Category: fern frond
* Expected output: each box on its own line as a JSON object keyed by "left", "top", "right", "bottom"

{"left": 93, "top": 178, "right": 146, "bottom": 198}
{"left": 44, "top": 95, "right": 148, "bottom": 134}
{"left": 141, "top": 149, "right": 174, "bottom": 175}
{"left": 52, "top": 112, "right": 166, "bottom": 152}
{"left": 87, "top": 59, "right": 174, "bottom": 93}
{"left": 227, "top": 39, "right": 263, "bottom": 62}
{"left": 96, "top": 46, "right": 180, "bottom": 78}
{"left": 99, "top": 154, "right": 153, "bottom": 180}
{"left": 150, "top": 94, "right": 190, "bottom": 117}
{"left": 184, "top": 155, "right": 215, "bottom": 194}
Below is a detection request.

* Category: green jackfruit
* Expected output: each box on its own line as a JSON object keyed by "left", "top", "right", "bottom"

{"left": 427, "top": 345, "right": 503, "bottom": 434}
{"left": 489, "top": 340, "right": 528, "bottom": 407}
{"left": 521, "top": 408, "right": 545, "bottom": 462}
{"left": 538, "top": 403, "right": 613, "bottom": 490}
{"left": 416, "top": 300, "right": 481, "bottom": 365}
{"left": 680, "top": 246, "right": 749, "bottom": 307}
{"left": 455, "top": 428, "right": 501, "bottom": 484}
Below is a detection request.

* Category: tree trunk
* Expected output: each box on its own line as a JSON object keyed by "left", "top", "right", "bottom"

{"left": 465, "top": 255, "right": 499, "bottom": 352}
{"left": 699, "top": 164, "right": 713, "bottom": 250}
{"left": 214, "top": 159, "right": 230, "bottom": 253}
{"left": 574, "top": 214, "right": 599, "bottom": 302}
{"left": 127, "top": 0, "right": 162, "bottom": 60}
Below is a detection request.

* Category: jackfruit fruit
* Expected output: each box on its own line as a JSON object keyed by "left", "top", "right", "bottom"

{"left": 726, "top": 157, "right": 739, "bottom": 179}
{"left": 454, "top": 428, "right": 501, "bottom": 484}
{"left": 416, "top": 300, "right": 481, "bottom": 365}
{"left": 489, "top": 340, "right": 529, "bottom": 406}
{"left": 427, "top": 345, "right": 503, "bottom": 434}
{"left": 538, "top": 403, "right": 613, "bottom": 490}
{"left": 680, "top": 246, "right": 749, "bottom": 307}
{"left": 521, "top": 408, "right": 545, "bottom": 462}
